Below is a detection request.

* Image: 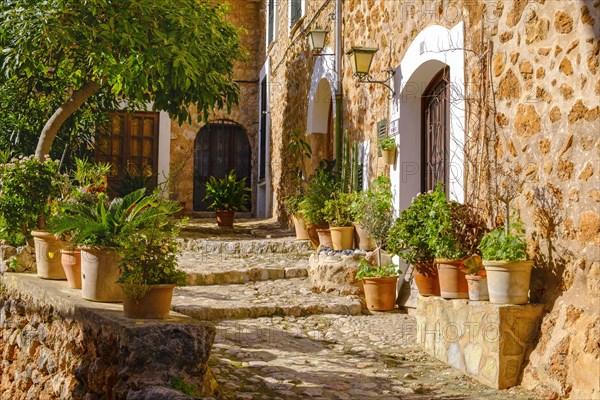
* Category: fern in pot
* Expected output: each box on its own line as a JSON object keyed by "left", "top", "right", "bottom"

{"left": 203, "top": 170, "right": 250, "bottom": 228}
{"left": 479, "top": 221, "right": 532, "bottom": 304}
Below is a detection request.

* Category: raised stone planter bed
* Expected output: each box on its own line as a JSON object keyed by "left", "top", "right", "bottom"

{"left": 415, "top": 295, "right": 544, "bottom": 389}
{"left": 0, "top": 273, "right": 218, "bottom": 399}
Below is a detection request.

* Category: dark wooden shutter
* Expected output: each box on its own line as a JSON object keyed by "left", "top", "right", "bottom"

{"left": 267, "top": 1, "right": 275, "bottom": 45}
{"left": 290, "top": 0, "right": 302, "bottom": 28}
{"left": 376, "top": 118, "right": 388, "bottom": 157}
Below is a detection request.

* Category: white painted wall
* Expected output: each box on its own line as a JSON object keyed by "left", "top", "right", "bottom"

{"left": 307, "top": 47, "right": 337, "bottom": 136}
{"left": 389, "top": 22, "right": 466, "bottom": 215}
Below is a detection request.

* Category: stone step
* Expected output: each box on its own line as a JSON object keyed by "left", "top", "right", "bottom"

{"left": 171, "top": 278, "right": 363, "bottom": 321}
{"left": 178, "top": 251, "right": 309, "bottom": 285}
{"left": 178, "top": 237, "right": 313, "bottom": 255}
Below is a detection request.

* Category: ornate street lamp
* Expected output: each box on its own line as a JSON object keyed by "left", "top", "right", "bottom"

{"left": 346, "top": 46, "right": 395, "bottom": 97}
{"left": 306, "top": 28, "right": 329, "bottom": 53}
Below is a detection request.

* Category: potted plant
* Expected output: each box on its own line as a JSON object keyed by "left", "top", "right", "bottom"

{"left": 425, "top": 184, "right": 487, "bottom": 299}
{"left": 463, "top": 254, "right": 489, "bottom": 301}
{"left": 479, "top": 221, "right": 532, "bottom": 304}
{"left": 353, "top": 177, "right": 392, "bottom": 251}
{"left": 355, "top": 258, "right": 399, "bottom": 311}
{"left": 283, "top": 192, "right": 309, "bottom": 240}
{"left": 323, "top": 192, "right": 356, "bottom": 250}
{"left": 203, "top": 170, "right": 250, "bottom": 228}
{"left": 0, "top": 155, "right": 68, "bottom": 280}
{"left": 284, "top": 129, "right": 312, "bottom": 240}
{"left": 117, "top": 204, "right": 186, "bottom": 319}
{"left": 51, "top": 188, "right": 173, "bottom": 302}
{"left": 379, "top": 137, "right": 397, "bottom": 165}
{"left": 387, "top": 189, "right": 440, "bottom": 297}
{"left": 52, "top": 157, "right": 111, "bottom": 289}
{"left": 298, "top": 167, "right": 336, "bottom": 247}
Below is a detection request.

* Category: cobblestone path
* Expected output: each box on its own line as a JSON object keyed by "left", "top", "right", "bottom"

{"left": 177, "top": 219, "right": 538, "bottom": 400}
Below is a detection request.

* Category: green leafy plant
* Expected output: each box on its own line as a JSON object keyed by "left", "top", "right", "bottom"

{"left": 323, "top": 192, "right": 357, "bottom": 227}
{"left": 283, "top": 192, "right": 305, "bottom": 216}
{"left": 298, "top": 167, "right": 337, "bottom": 224}
{"left": 359, "top": 177, "right": 394, "bottom": 249}
{"left": 203, "top": 170, "right": 250, "bottom": 212}
{"left": 479, "top": 222, "right": 529, "bottom": 261}
{"left": 50, "top": 188, "right": 180, "bottom": 248}
{"left": 116, "top": 164, "right": 157, "bottom": 197}
{"left": 0, "top": 156, "right": 67, "bottom": 245}
{"left": 378, "top": 137, "right": 396, "bottom": 150}
{"left": 387, "top": 188, "right": 437, "bottom": 265}
{"left": 424, "top": 184, "right": 487, "bottom": 260}
{"left": 117, "top": 211, "right": 187, "bottom": 302}
{"left": 171, "top": 376, "right": 202, "bottom": 397}
{"left": 355, "top": 258, "right": 398, "bottom": 279}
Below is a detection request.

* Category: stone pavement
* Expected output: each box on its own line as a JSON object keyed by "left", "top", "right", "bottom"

{"left": 175, "top": 219, "right": 538, "bottom": 399}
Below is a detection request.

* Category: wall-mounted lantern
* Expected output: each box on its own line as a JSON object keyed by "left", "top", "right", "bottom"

{"left": 306, "top": 28, "right": 329, "bottom": 53}
{"left": 346, "top": 46, "right": 395, "bottom": 97}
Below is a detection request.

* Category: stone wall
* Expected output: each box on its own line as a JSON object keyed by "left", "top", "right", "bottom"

{"left": 169, "top": 0, "right": 262, "bottom": 214}
{"left": 461, "top": 1, "right": 600, "bottom": 398}
{"left": 0, "top": 274, "right": 218, "bottom": 399}
{"left": 262, "top": 1, "right": 599, "bottom": 397}
{"left": 415, "top": 296, "right": 545, "bottom": 389}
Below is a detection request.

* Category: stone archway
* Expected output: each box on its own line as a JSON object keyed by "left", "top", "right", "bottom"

{"left": 389, "top": 22, "right": 466, "bottom": 214}
{"left": 193, "top": 120, "right": 252, "bottom": 211}
{"left": 307, "top": 47, "right": 337, "bottom": 174}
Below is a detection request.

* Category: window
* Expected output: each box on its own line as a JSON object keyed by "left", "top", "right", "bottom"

{"left": 267, "top": 0, "right": 276, "bottom": 46}
{"left": 289, "top": 0, "right": 305, "bottom": 31}
{"left": 421, "top": 67, "right": 450, "bottom": 192}
{"left": 95, "top": 111, "right": 159, "bottom": 190}
{"left": 259, "top": 78, "right": 268, "bottom": 181}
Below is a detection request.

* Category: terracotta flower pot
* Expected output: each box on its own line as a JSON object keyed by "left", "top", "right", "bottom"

{"left": 362, "top": 276, "right": 399, "bottom": 311}
{"left": 413, "top": 262, "right": 440, "bottom": 296}
{"left": 353, "top": 223, "right": 376, "bottom": 251}
{"left": 381, "top": 148, "right": 396, "bottom": 165}
{"left": 215, "top": 210, "right": 235, "bottom": 228}
{"left": 484, "top": 260, "right": 533, "bottom": 304}
{"left": 61, "top": 248, "right": 82, "bottom": 289}
{"left": 31, "top": 230, "right": 66, "bottom": 280}
{"left": 307, "top": 222, "right": 329, "bottom": 248}
{"left": 316, "top": 228, "right": 333, "bottom": 248}
{"left": 122, "top": 284, "right": 176, "bottom": 319}
{"left": 292, "top": 213, "right": 310, "bottom": 240}
{"left": 329, "top": 226, "right": 354, "bottom": 250}
{"left": 465, "top": 274, "right": 489, "bottom": 301}
{"left": 80, "top": 246, "right": 123, "bottom": 302}
{"left": 436, "top": 258, "right": 469, "bottom": 299}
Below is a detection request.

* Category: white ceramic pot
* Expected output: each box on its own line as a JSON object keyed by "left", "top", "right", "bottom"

{"left": 80, "top": 246, "right": 123, "bottom": 302}
{"left": 465, "top": 274, "right": 489, "bottom": 301}
{"left": 31, "top": 230, "right": 66, "bottom": 280}
{"left": 483, "top": 260, "right": 533, "bottom": 304}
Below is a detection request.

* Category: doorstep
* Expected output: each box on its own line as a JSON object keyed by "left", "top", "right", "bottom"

{"left": 415, "top": 295, "right": 544, "bottom": 389}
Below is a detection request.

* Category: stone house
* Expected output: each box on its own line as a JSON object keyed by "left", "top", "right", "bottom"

{"left": 97, "top": 0, "right": 599, "bottom": 397}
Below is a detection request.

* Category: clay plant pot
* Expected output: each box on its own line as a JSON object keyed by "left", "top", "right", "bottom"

{"left": 61, "top": 248, "right": 82, "bottom": 289}
{"left": 31, "top": 230, "right": 66, "bottom": 280}
{"left": 413, "top": 262, "right": 440, "bottom": 296}
{"left": 215, "top": 210, "right": 235, "bottom": 228}
{"left": 436, "top": 258, "right": 468, "bottom": 299}
{"left": 80, "top": 246, "right": 123, "bottom": 302}
{"left": 329, "top": 226, "right": 355, "bottom": 250}
{"left": 381, "top": 148, "right": 396, "bottom": 165}
{"left": 465, "top": 274, "right": 489, "bottom": 301}
{"left": 353, "top": 223, "right": 376, "bottom": 251}
{"left": 483, "top": 260, "right": 533, "bottom": 304}
{"left": 362, "top": 276, "right": 399, "bottom": 311}
{"left": 307, "top": 222, "right": 329, "bottom": 248}
{"left": 292, "top": 213, "right": 310, "bottom": 240}
{"left": 316, "top": 228, "right": 333, "bottom": 248}
{"left": 122, "top": 284, "right": 176, "bottom": 319}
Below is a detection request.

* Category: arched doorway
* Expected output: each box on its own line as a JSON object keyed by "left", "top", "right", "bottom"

{"left": 307, "top": 78, "right": 335, "bottom": 174}
{"left": 193, "top": 120, "right": 251, "bottom": 211}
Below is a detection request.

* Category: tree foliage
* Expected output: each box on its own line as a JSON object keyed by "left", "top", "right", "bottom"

{"left": 0, "top": 0, "right": 245, "bottom": 158}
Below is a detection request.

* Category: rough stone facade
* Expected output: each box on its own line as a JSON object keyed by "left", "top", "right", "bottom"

{"left": 165, "top": 1, "right": 599, "bottom": 397}
{"left": 415, "top": 295, "right": 545, "bottom": 389}
{"left": 0, "top": 274, "right": 218, "bottom": 399}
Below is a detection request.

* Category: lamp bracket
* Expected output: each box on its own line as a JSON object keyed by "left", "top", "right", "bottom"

{"left": 354, "top": 68, "right": 395, "bottom": 98}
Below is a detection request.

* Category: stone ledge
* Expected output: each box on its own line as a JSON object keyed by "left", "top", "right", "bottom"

{"left": 0, "top": 273, "right": 218, "bottom": 399}
{"left": 307, "top": 253, "right": 364, "bottom": 295}
{"left": 415, "top": 295, "right": 544, "bottom": 389}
